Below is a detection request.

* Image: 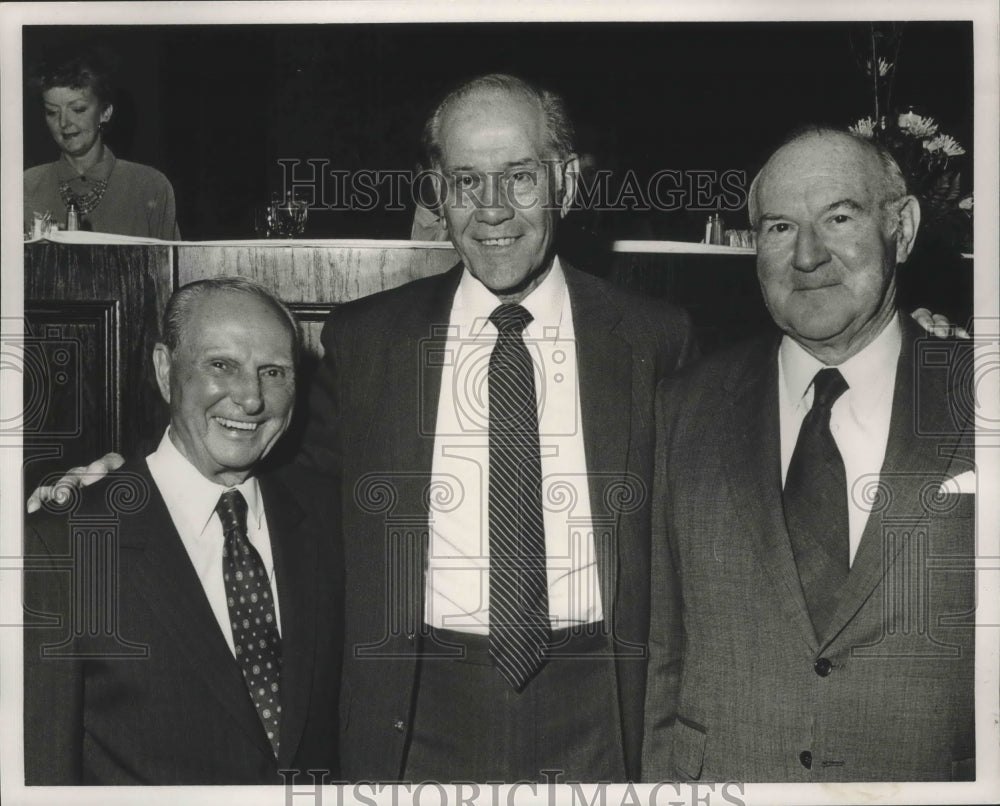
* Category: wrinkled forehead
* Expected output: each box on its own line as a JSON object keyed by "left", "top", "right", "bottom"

{"left": 437, "top": 88, "right": 550, "bottom": 162}
{"left": 182, "top": 291, "right": 295, "bottom": 350}
{"left": 758, "top": 134, "right": 884, "bottom": 210}
{"left": 762, "top": 133, "right": 883, "bottom": 188}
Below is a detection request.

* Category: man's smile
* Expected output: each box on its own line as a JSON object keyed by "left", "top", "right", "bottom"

{"left": 212, "top": 416, "right": 261, "bottom": 433}
{"left": 477, "top": 235, "right": 521, "bottom": 247}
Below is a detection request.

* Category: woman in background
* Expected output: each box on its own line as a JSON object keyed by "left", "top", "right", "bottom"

{"left": 24, "top": 46, "right": 180, "bottom": 239}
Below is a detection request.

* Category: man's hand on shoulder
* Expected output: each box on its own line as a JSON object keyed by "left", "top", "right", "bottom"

{"left": 911, "top": 308, "right": 970, "bottom": 339}
{"left": 26, "top": 453, "right": 125, "bottom": 514}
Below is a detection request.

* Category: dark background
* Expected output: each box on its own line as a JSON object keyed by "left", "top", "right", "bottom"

{"left": 23, "top": 21, "right": 973, "bottom": 242}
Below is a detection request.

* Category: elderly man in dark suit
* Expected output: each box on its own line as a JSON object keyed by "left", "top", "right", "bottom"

{"left": 23, "top": 277, "right": 341, "bottom": 784}
{"left": 642, "top": 126, "right": 976, "bottom": 782}
{"left": 296, "top": 73, "right": 694, "bottom": 782}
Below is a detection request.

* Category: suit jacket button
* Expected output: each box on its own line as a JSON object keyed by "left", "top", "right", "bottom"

{"left": 800, "top": 750, "right": 813, "bottom": 769}
{"left": 393, "top": 719, "right": 406, "bottom": 732}
{"left": 814, "top": 657, "right": 833, "bottom": 677}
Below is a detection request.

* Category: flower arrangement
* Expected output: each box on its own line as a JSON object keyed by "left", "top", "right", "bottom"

{"left": 849, "top": 24, "right": 973, "bottom": 253}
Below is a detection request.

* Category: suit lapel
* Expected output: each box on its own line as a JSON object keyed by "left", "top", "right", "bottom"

{"left": 261, "top": 478, "right": 312, "bottom": 768}
{"left": 821, "top": 318, "right": 970, "bottom": 645}
{"left": 389, "top": 265, "right": 463, "bottom": 626}
{"left": 401, "top": 266, "right": 462, "bottom": 491}
{"left": 118, "top": 461, "right": 275, "bottom": 759}
{"left": 721, "top": 337, "right": 819, "bottom": 651}
{"left": 565, "top": 267, "right": 632, "bottom": 624}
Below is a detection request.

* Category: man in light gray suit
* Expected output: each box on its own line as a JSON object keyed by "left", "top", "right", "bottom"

{"left": 642, "top": 126, "right": 976, "bottom": 782}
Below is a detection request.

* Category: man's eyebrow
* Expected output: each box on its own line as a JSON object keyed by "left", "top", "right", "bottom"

{"left": 503, "top": 158, "right": 540, "bottom": 169}
{"left": 444, "top": 158, "right": 539, "bottom": 173}
{"left": 824, "top": 198, "right": 866, "bottom": 213}
{"left": 758, "top": 212, "right": 788, "bottom": 223}
{"left": 759, "top": 198, "right": 867, "bottom": 222}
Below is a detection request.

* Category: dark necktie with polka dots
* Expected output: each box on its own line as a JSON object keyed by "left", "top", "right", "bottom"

{"left": 216, "top": 489, "right": 282, "bottom": 757}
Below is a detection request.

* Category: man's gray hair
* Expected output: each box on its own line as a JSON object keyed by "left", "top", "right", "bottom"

{"left": 160, "top": 276, "right": 302, "bottom": 364}
{"left": 421, "top": 73, "right": 576, "bottom": 169}
{"left": 747, "top": 125, "right": 909, "bottom": 230}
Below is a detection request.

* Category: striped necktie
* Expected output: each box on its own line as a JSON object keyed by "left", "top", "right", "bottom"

{"left": 487, "top": 303, "right": 550, "bottom": 691}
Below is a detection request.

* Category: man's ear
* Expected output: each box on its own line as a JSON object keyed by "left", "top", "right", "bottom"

{"left": 558, "top": 154, "right": 580, "bottom": 219}
{"left": 152, "top": 343, "right": 172, "bottom": 405}
{"left": 424, "top": 168, "right": 444, "bottom": 214}
{"left": 894, "top": 195, "right": 921, "bottom": 264}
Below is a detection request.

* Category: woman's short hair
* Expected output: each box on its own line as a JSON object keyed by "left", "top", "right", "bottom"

{"left": 29, "top": 45, "right": 117, "bottom": 108}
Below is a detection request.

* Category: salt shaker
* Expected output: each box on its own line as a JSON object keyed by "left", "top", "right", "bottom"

{"left": 710, "top": 214, "right": 725, "bottom": 245}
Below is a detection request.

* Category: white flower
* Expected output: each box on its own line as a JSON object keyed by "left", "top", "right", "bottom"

{"left": 849, "top": 117, "right": 877, "bottom": 138}
{"left": 924, "top": 134, "right": 965, "bottom": 156}
{"left": 866, "top": 58, "right": 894, "bottom": 77}
{"left": 898, "top": 113, "right": 939, "bottom": 138}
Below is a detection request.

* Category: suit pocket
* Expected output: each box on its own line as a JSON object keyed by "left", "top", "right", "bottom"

{"left": 671, "top": 717, "right": 707, "bottom": 780}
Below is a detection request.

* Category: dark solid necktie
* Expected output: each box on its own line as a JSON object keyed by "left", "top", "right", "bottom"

{"left": 783, "top": 367, "right": 850, "bottom": 637}
{"left": 216, "top": 489, "right": 282, "bottom": 756}
{"left": 487, "top": 303, "right": 550, "bottom": 691}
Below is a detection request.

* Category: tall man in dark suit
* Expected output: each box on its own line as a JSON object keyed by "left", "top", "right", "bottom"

{"left": 297, "top": 73, "right": 694, "bottom": 782}
{"left": 24, "top": 277, "right": 341, "bottom": 784}
{"left": 642, "top": 127, "right": 976, "bottom": 781}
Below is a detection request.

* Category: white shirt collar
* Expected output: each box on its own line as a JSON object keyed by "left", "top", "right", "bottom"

{"left": 780, "top": 314, "right": 902, "bottom": 412}
{"left": 146, "top": 428, "right": 264, "bottom": 541}
{"left": 454, "top": 256, "right": 567, "bottom": 338}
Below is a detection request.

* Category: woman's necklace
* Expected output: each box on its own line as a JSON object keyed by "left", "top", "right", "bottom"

{"left": 58, "top": 176, "right": 109, "bottom": 215}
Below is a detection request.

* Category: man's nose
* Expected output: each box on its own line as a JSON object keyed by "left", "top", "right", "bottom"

{"left": 474, "top": 174, "right": 515, "bottom": 225}
{"left": 230, "top": 372, "right": 265, "bottom": 414}
{"left": 791, "top": 224, "right": 831, "bottom": 272}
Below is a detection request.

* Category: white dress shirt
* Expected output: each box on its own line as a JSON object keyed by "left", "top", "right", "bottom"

{"left": 778, "top": 315, "right": 902, "bottom": 566}
{"left": 426, "top": 258, "right": 603, "bottom": 632}
{"left": 146, "top": 429, "right": 281, "bottom": 655}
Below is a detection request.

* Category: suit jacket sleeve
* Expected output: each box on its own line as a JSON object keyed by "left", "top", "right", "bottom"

{"left": 641, "top": 376, "right": 686, "bottom": 782}
{"left": 23, "top": 516, "right": 84, "bottom": 785}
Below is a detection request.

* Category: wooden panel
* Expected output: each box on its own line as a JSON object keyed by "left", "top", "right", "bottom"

{"left": 175, "top": 242, "right": 457, "bottom": 303}
{"left": 23, "top": 243, "right": 175, "bottom": 471}
{"left": 21, "top": 301, "right": 118, "bottom": 491}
